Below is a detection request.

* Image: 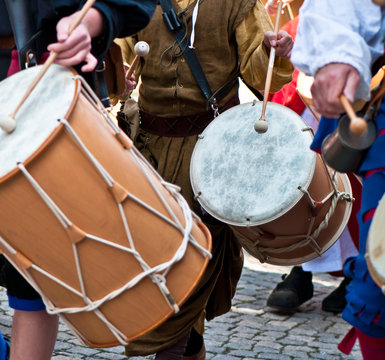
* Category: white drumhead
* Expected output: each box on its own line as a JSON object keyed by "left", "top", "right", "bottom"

{"left": 190, "top": 101, "right": 315, "bottom": 226}
{"left": 0, "top": 65, "right": 76, "bottom": 178}
{"left": 367, "top": 193, "right": 385, "bottom": 288}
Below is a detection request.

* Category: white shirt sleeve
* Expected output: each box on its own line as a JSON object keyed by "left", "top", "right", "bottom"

{"left": 291, "top": 0, "right": 385, "bottom": 100}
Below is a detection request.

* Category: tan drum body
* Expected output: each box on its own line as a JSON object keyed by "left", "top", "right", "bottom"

{"left": 233, "top": 159, "right": 352, "bottom": 265}
{"left": 366, "top": 193, "right": 385, "bottom": 294}
{"left": 0, "top": 66, "right": 211, "bottom": 347}
{"left": 190, "top": 101, "right": 352, "bottom": 266}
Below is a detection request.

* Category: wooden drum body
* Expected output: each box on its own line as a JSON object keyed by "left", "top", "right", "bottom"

{"left": 190, "top": 101, "right": 352, "bottom": 265}
{"left": 0, "top": 65, "right": 211, "bottom": 347}
{"left": 367, "top": 193, "right": 385, "bottom": 294}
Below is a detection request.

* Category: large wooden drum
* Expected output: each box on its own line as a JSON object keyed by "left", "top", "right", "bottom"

{"left": 0, "top": 65, "right": 211, "bottom": 347}
{"left": 190, "top": 101, "right": 353, "bottom": 265}
{"left": 366, "top": 193, "right": 385, "bottom": 294}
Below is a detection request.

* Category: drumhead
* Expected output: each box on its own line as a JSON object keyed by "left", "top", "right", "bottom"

{"left": 190, "top": 101, "right": 315, "bottom": 226}
{"left": 0, "top": 65, "right": 75, "bottom": 178}
{"left": 367, "top": 192, "right": 385, "bottom": 290}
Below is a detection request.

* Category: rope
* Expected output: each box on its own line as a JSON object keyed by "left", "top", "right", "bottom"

{"left": 9, "top": 105, "right": 210, "bottom": 345}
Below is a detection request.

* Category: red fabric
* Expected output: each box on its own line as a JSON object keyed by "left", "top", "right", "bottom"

{"left": 268, "top": 68, "right": 306, "bottom": 115}
{"left": 338, "top": 326, "right": 358, "bottom": 355}
{"left": 338, "top": 326, "right": 385, "bottom": 359}
{"left": 346, "top": 173, "right": 361, "bottom": 250}
{"left": 357, "top": 329, "right": 385, "bottom": 360}
{"left": 7, "top": 50, "right": 50, "bottom": 77}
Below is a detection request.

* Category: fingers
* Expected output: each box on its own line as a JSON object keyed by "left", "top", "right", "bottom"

{"left": 264, "top": 31, "right": 293, "bottom": 59}
{"left": 311, "top": 63, "right": 360, "bottom": 118}
{"left": 275, "top": 30, "right": 293, "bottom": 58}
{"left": 47, "top": 17, "right": 96, "bottom": 72}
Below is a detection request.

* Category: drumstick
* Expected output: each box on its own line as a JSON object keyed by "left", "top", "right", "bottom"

{"left": 125, "top": 41, "right": 150, "bottom": 80}
{"left": 0, "top": 0, "right": 96, "bottom": 134}
{"left": 339, "top": 94, "right": 368, "bottom": 135}
{"left": 284, "top": 2, "right": 295, "bottom": 21}
{"left": 254, "top": 0, "right": 283, "bottom": 133}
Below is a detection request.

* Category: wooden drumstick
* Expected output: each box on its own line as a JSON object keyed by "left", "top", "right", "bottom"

{"left": 0, "top": 0, "right": 96, "bottom": 134}
{"left": 254, "top": 0, "right": 283, "bottom": 133}
{"left": 125, "top": 41, "right": 150, "bottom": 80}
{"left": 284, "top": 1, "right": 295, "bottom": 21}
{"left": 339, "top": 94, "right": 368, "bottom": 135}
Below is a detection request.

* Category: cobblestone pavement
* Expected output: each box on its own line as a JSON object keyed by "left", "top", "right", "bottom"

{"left": 0, "top": 252, "right": 362, "bottom": 360}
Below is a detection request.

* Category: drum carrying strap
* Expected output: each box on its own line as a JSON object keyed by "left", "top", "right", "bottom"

{"left": 4, "top": 0, "right": 43, "bottom": 69}
{"left": 158, "top": 0, "right": 216, "bottom": 108}
{"left": 158, "top": 0, "right": 263, "bottom": 107}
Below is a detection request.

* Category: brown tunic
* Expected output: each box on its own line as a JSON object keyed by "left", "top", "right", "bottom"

{"left": 120, "top": 0, "right": 293, "bottom": 355}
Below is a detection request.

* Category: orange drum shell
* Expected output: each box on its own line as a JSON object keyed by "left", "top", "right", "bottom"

{"left": 0, "top": 81, "right": 211, "bottom": 347}
{"left": 234, "top": 154, "right": 352, "bottom": 266}
{"left": 366, "top": 194, "right": 385, "bottom": 293}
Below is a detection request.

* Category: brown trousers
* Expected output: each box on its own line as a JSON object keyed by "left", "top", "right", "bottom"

{"left": 124, "top": 130, "right": 243, "bottom": 356}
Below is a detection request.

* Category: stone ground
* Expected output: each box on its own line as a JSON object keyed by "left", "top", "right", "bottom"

{"left": 0, "top": 253, "right": 362, "bottom": 360}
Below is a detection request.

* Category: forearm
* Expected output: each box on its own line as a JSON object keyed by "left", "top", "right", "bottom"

{"left": 236, "top": 1, "right": 293, "bottom": 92}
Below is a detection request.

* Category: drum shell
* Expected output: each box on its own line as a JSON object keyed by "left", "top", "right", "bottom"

{"left": 366, "top": 194, "right": 385, "bottom": 294}
{"left": 0, "top": 66, "right": 211, "bottom": 347}
{"left": 190, "top": 101, "right": 352, "bottom": 266}
{"left": 233, "top": 156, "right": 352, "bottom": 265}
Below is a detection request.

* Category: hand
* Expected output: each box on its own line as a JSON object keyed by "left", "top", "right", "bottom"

{"left": 119, "top": 64, "right": 137, "bottom": 98}
{"left": 47, "top": 9, "right": 104, "bottom": 72}
{"left": 263, "top": 30, "right": 293, "bottom": 58}
{"left": 311, "top": 63, "right": 361, "bottom": 118}
{"left": 265, "top": 0, "right": 294, "bottom": 15}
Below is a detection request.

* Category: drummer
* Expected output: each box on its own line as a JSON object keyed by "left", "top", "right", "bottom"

{"left": 0, "top": 1, "right": 156, "bottom": 359}
{"left": 261, "top": 5, "right": 361, "bottom": 315}
{"left": 290, "top": 0, "right": 385, "bottom": 358}
{"left": 112, "top": 0, "right": 294, "bottom": 358}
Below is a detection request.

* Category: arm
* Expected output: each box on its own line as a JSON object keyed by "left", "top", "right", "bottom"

{"left": 236, "top": 0, "right": 294, "bottom": 92}
{"left": 47, "top": 0, "right": 156, "bottom": 72}
{"left": 291, "top": 0, "right": 384, "bottom": 115}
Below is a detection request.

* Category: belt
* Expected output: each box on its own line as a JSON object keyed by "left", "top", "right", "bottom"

{"left": 0, "top": 35, "right": 15, "bottom": 50}
{"left": 139, "top": 95, "right": 239, "bottom": 137}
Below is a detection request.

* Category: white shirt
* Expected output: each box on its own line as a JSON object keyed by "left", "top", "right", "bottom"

{"left": 291, "top": 0, "right": 385, "bottom": 101}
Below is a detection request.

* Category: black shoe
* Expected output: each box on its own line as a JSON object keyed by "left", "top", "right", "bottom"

{"left": 322, "top": 277, "right": 351, "bottom": 313}
{"left": 267, "top": 266, "right": 314, "bottom": 311}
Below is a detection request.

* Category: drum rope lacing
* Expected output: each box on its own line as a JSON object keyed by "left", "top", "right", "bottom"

{"left": 5, "top": 80, "right": 211, "bottom": 345}
{"left": 237, "top": 170, "right": 353, "bottom": 263}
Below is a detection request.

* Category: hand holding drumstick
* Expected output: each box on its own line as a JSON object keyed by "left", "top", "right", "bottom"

{"left": 254, "top": 0, "right": 293, "bottom": 133}
{"left": 119, "top": 41, "right": 150, "bottom": 99}
{"left": 310, "top": 62, "right": 368, "bottom": 135}
{"left": 0, "top": 0, "right": 98, "bottom": 133}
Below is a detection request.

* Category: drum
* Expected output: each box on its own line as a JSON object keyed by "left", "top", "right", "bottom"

{"left": 190, "top": 101, "right": 353, "bottom": 265}
{"left": 296, "top": 67, "right": 385, "bottom": 111}
{"left": 0, "top": 65, "right": 211, "bottom": 347}
{"left": 296, "top": 71, "right": 314, "bottom": 106}
{"left": 366, "top": 193, "right": 385, "bottom": 294}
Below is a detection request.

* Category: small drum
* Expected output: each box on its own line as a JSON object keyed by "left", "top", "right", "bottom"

{"left": 296, "top": 67, "right": 385, "bottom": 111}
{"left": 0, "top": 65, "right": 211, "bottom": 347}
{"left": 366, "top": 193, "right": 385, "bottom": 294}
{"left": 296, "top": 71, "right": 314, "bottom": 106}
{"left": 190, "top": 101, "right": 353, "bottom": 265}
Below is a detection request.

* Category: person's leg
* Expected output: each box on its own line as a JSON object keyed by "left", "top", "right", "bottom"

{"left": 154, "top": 330, "right": 190, "bottom": 360}
{"left": 10, "top": 310, "right": 58, "bottom": 360}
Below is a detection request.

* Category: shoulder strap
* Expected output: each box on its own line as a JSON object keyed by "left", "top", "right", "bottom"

{"left": 4, "top": 0, "right": 42, "bottom": 68}
{"left": 158, "top": 0, "right": 214, "bottom": 105}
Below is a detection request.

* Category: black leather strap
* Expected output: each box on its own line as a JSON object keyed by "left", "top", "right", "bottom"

{"left": 159, "top": 0, "right": 213, "bottom": 104}
{"left": 4, "top": 0, "right": 41, "bottom": 69}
